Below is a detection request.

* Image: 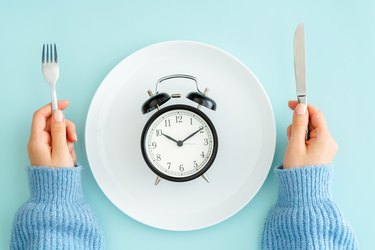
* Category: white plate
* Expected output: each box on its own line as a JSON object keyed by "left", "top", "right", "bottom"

{"left": 85, "top": 41, "right": 276, "bottom": 231}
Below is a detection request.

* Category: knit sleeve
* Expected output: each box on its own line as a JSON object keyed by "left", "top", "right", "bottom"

{"left": 262, "top": 165, "right": 358, "bottom": 250}
{"left": 11, "top": 166, "right": 104, "bottom": 250}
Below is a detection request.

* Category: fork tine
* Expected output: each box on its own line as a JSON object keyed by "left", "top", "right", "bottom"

{"left": 42, "top": 44, "right": 45, "bottom": 63}
{"left": 46, "top": 44, "right": 50, "bottom": 63}
{"left": 49, "top": 44, "right": 52, "bottom": 63}
{"left": 54, "top": 43, "right": 58, "bottom": 63}
{"left": 42, "top": 43, "right": 58, "bottom": 64}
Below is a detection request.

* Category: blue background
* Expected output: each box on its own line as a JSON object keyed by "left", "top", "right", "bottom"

{"left": 1, "top": 0, "right": 374, "bottom": 249}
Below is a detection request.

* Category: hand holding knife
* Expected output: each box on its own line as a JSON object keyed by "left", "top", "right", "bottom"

{"left": 294, "top": 22, "right": 309, "bottom": 140}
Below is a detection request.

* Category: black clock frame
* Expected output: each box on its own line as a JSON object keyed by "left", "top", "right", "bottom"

{"left": 141, "top": 104, "right": 218, "bottom": 182}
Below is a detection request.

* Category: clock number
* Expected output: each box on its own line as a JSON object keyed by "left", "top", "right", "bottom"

{"left": 164, "top": 119, "right": 171, "bottom": 127}
{"left": 190, "top": 118, "right": 193, "bottom": 125}
{"left": 156, "top": 129, "right": 163, "bottom": 137}
{"left": 193, "top": 161, "right": 198, "bottom": 169}
{"left": 199, "top": 126, "right": 204, "bottom": 133}
{"left": 179, "top": 164, "right": 184, "bottom": 172}
{"left": 175, "top": 115, "right": 182, "bottom": 123}
{"left": 200, "top": 151, "right": 205, "bottom": 158}
{"left": 203, "top": 138, "right": 209, "bottom": 146}
{"left": 167, "top": 162, "right": 171, "bottom": 169}
{"left": 152, "top": 142, "right": 157, "bottom": 149}
{"left": 156, "top": 154, "right": 161, "bottom": 161}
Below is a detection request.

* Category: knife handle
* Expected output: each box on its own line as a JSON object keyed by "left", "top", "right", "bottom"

{"left": 297, "top": 95, "right": 307, "bottom": 105}
{"left": 297, "top": 95, "right": 309, "bottom": 140}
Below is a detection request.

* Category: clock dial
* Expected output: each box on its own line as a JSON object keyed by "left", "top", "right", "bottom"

{"left": 141, "top": 105, "right": 218, "bottom": 182}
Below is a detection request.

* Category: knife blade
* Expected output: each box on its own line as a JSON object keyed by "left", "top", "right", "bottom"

{"left": 294, "top": 22, "right": 307, "bottom": 106}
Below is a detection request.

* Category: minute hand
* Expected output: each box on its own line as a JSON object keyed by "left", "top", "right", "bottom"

{"left": 182, "top": 127, "right": 203, "bottom": 142}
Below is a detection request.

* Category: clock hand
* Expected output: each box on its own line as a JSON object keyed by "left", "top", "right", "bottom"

{"left": 162, "top": 133, "right": 178, "bottom": 143}
{"left": 162, "top": 133, "right": 183, "bottom": 147}
{"left": 182, "top": 127, "right": 203, "bottom": 143}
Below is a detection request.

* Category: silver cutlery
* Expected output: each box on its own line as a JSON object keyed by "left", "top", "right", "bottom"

{"left": 294, "top": 23, "right": 309, "bottom": 139}
{"left": 42, "top": 44, "right": 60, "bottom": 111}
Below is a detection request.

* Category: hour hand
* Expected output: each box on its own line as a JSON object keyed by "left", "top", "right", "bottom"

{"left": 162, "top": 133, "right": 178, "bottom": 143}
{"left": 162, "top": 133, "right": 184, "bottom": 147}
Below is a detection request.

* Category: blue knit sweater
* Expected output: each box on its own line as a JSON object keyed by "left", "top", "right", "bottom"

{"left": 262, "top": 165, "right": 358, "bottom": 249}
{"left": 11, "top": 165, "right": 357, "bottom": 249}
{"left": 11, "top": 166, "right": 104, "bottom": 250}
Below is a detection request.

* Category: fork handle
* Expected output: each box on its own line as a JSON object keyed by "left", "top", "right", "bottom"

{"left": 50, "top": 85, "right": 58, "bottom": 111}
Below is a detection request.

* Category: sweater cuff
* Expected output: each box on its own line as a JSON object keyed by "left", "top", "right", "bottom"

{"left": 275, "top": 164, "right": 332, "bottom": 206}
{"left": 28, "top": 165, "right": 84, "bottom": 203}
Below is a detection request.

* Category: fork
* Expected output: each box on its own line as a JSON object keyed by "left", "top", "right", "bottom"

{"left": 42, "top": 43, "right": 60, "bottom": 111}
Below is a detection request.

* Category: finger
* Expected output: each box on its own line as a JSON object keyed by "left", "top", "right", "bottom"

{"left": 42, "top": 131, "right": 52, "bottom": 145}
{"left": 67, "top": 141, "right": 74, "bottom": 152}
{"left": 308, "top": 128, "right": 317, "bottom": 139}
{"left": 307, "top": 104, "right": 328, "bottom": 132}
{"left": 71, "top": 149, "right": 77, "bottom": 163}
{"left": 44, "top": 119, "right": 77, "bottom": 143}
{"left": 50, "top": 110, "right": 70, "bottom": 155}
{"left": 66, "top": 120, "right": 78, "bottom": 142}
{"left": 289, "top": 103, "right": 309, "bottom": 145}
{"left": 67, "top": 142, "right": 77, "bottom": 162}
{"left": 45, "top": 118, "right": 51, "bottom": 133}
{"left": 44, "top": 117, "right": 72, "bottom": 133}
{"left": 31, "top": 100, "right": 70, "bottom": 138}
{"left": 287, "top": 124, "right": 292, "bottom": 140}
{"left": 288, "top": 100, "right": 298, "bottom": 110}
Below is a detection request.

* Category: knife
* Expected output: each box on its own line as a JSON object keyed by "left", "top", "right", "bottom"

{"left": 294, "top": 22, "right": 309, "bottom": 139}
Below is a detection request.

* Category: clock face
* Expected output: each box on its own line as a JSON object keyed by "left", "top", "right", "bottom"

{"left": 141, "top": 104, "right": 218, "bottom": 182}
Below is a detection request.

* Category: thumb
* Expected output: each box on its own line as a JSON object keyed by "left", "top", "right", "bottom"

{"left": 290, "top": 103, "right": 309, "bottom": 144}
{"left": 51, "top": 110, "right": 69, "bottom": 153}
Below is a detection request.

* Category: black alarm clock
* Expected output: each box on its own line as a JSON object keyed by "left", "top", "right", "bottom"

{"left": 140, "top": 74, "right": 218, "bottom": 185}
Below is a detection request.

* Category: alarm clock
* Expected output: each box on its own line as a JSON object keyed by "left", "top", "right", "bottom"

{"left": 141, "top": 74, "right": 218, "bottom": 185}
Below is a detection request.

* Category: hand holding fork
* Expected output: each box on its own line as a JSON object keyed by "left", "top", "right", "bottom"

{"left": 31, "top": 44, "right": 78, "bottom": 167}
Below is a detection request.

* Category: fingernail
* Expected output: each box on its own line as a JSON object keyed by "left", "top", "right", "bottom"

{"left": 53, "top": 110, "right": 64, "bottom": 122}
{"left": 295, "top": 103, "right": 306, "bottom": 115}
{"left": 74, "top": 133, "right": 78, "bottom": 142}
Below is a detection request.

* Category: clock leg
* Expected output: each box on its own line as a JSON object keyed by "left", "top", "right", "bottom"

{"left": 154, "top": 176, "right": 162, "bottom": 186}
{"left": 202, "top": 173, "right": 210, "bottom": 183}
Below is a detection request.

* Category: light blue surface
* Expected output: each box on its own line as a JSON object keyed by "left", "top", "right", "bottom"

{"left": 0, "top": 0, "right": 374, "bottom": 249}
